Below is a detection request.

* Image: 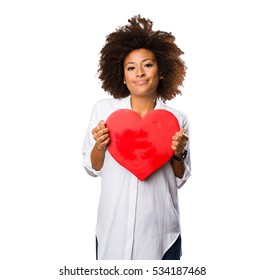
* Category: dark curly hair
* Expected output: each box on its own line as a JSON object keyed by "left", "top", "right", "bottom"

{"left": 98, "top": 15, "right": 186, "bottom": 102}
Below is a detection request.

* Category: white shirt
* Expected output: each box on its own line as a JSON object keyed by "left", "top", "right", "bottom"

{"left": 82, "top": 96, "right": 191, "bottom": 260}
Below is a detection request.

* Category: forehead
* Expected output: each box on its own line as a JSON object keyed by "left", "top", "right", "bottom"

{"left": 124, "top": 48, "right": 156, "bottom": 63}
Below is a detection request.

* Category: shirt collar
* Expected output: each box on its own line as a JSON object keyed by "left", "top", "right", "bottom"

{"left": 122, "top": 96, "right": 164, "bottom": 110}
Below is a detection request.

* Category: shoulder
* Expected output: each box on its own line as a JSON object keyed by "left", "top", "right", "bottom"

{"left": 158, "top": 101, "right": 189, "bottom": 128}
{"left": 91, "top": 97, "right": 130, "bottom": 120}
{"left": 93, "top": 97, "right": 116, "bottom": 108}
{"left": 93, "top": 97, "right": 128, "bottom": 109}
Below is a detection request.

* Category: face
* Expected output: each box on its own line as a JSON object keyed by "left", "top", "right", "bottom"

{"left": 123, "top": 48, "right": 161, "bottom": 98}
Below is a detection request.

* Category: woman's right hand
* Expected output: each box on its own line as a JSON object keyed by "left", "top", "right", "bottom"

{"left": 91, "top": 120, "right": 110, "bottom": 151}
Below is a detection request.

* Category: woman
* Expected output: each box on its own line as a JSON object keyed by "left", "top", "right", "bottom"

{"left": 82, "top": 15, "right": 191, "bottom": 260}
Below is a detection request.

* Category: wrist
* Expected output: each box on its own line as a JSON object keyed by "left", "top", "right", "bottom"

{"left": 173, "top": 149, "right": 188, "bottom": 161}
{"left": 95, "top": 144, "right": 107, "bottom": 151}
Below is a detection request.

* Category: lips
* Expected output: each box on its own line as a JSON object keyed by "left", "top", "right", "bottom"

{"left": 135, "top": 80, "right": 148, "bottom": 85}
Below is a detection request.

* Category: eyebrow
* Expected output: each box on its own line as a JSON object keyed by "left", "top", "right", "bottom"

{"left": 124, "top": 58, "right": 154, "bottom": 66}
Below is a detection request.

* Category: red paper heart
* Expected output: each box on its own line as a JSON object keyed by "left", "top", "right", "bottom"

{"left": 106, "top": 109, "right": 180, "bottom": 181}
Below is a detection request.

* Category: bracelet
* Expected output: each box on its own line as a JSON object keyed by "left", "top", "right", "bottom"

{"left": 173, "top": 149, "right": 188, "bottom": 161}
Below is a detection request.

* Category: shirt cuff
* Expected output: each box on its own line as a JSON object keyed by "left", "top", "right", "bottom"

{"left": 82, "top": 152, "right": 102, "bottom": 177}
{"left": 176, "top": 161, "right": 191, "bottom": 188}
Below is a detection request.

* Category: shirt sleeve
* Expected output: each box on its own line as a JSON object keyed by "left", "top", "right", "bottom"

{"left": 81, "top": 103, "right": 103, "bottom": 177}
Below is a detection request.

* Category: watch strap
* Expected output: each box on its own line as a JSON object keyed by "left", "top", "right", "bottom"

{"left": 173, "top": 149, "right": 188, "bottom": 161}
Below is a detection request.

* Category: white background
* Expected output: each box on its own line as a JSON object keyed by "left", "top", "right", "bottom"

{"left": 1, "top": 0, "right": 264, "bottom": 279}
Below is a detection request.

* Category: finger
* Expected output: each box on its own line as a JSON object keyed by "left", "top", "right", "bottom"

{"left": 93, "top": 126, "right": 109, "bottom": 141}
{"left": 172, "top": 128, "right": 185, "bottom": 138}
{"left": 92, "top": 126, "right": 101, "bottom": 136}
{"left": 98, "top": 120, "right": 105, "bottom": 125}
{"left": 172, "top": 131, "right": 189, "bottom": 143}
{"left": 171, "top": 144, "right": 184, "bottom": 154}
{"left": 179, "top": 128, "right": 189, "bottom": 141}
{"left": 172, "top": 139, "right": 186, "bottom": 151}
{"left": 172, "top": 143, "right": 183, "bottom": 153}
{"left": 92, "top": 120, "right": 106, "bottom": 133}
{"left": 172, "top": 137, "right": 187, "bottom": 147}
{"left": 182, "top": 133, "right": 189, "bottom": 141}
{"left": 98, "top": 120, "right": 106, "bottom": 130}
{"left": 97, "top": 137, "right": 110, "bottom": 150}
{"left": 95, "top": 127, "right": 109, "bottom": 138}
{"left": 103, "top": 137, "right": 110, "bottom": 146}
{"left": 91, "top": 126, "right": 98, "bottom": 135}
{"left": 172, "top": 140, "right": 180, "bottom": 147}
{"left": 97, "top": 133, "right": 109, "bottom": 143}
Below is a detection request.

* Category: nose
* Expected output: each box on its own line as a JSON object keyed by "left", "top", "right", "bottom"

{"left": 136, "top": 67, "right": 145, "bottom": 77}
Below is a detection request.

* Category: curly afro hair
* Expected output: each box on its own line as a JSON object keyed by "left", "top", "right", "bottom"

{"left": 98, "top": 15, "right": 186, "bottom": 102}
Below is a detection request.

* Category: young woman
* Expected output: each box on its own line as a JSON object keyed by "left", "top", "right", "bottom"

{"left": 82, "top": 15, "right": 191, "bottom": 260}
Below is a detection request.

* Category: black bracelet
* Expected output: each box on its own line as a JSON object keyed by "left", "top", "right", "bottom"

{"left": 173, "top": 149, "right": 188, "bottom": 161}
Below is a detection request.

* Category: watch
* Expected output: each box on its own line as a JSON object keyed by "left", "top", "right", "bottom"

{"left": 173, "top": 149, "right": 188, "bottom": 161}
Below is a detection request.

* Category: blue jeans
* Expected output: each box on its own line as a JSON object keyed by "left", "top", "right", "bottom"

{"left": 96, "top": 235, "right": 181, "bottom": 260}
{"left": 162, "top": 235, "right": 182, "bottom": 260}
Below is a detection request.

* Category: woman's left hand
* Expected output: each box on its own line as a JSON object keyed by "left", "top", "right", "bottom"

{"left": 171, "top": 128, "right": 189, "bottom": 157}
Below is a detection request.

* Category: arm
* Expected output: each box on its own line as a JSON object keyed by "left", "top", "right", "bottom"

{"left": 91, "top": 120, "right": 110, "bottom": 171}
{"left": 170, "top": 157, "right": 186, "bottom": 179}
{"left": 170, "top": 128, "right": 189, "bottom": 179}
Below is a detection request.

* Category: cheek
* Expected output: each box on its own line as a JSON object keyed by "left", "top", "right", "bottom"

{"left": 149, "top": 68, "right": 160, "bottom": 80}
{"left": 124, "top": 72, "right": 132, "bottom": 82}
{"left": 152, "top": 74, "right": 160, "bottom": 86}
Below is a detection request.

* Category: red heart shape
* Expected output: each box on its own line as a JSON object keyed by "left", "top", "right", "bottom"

{"left": 106, "top": 109, "right": 180, "bottom": 181}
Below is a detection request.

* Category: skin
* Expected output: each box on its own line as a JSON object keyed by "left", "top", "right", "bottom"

{"left": 91, "top": 48, "right": 188, "bottom": 178}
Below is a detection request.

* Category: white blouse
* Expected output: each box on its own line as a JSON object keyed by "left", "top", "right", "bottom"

{"left": 82, "top": 96, "right": 191, "bottom": 260}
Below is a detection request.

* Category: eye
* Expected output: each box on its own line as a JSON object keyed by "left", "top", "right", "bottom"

{"left": 144, "top": 63, "right": 153, "bottom": 68}
{"left": 126, "top": 66, "right": 135, "bottom": 71}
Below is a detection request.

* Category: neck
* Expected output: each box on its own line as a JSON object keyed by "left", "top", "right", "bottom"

{"left": 130, "top": 95, "right": 157, "bottom": 118}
